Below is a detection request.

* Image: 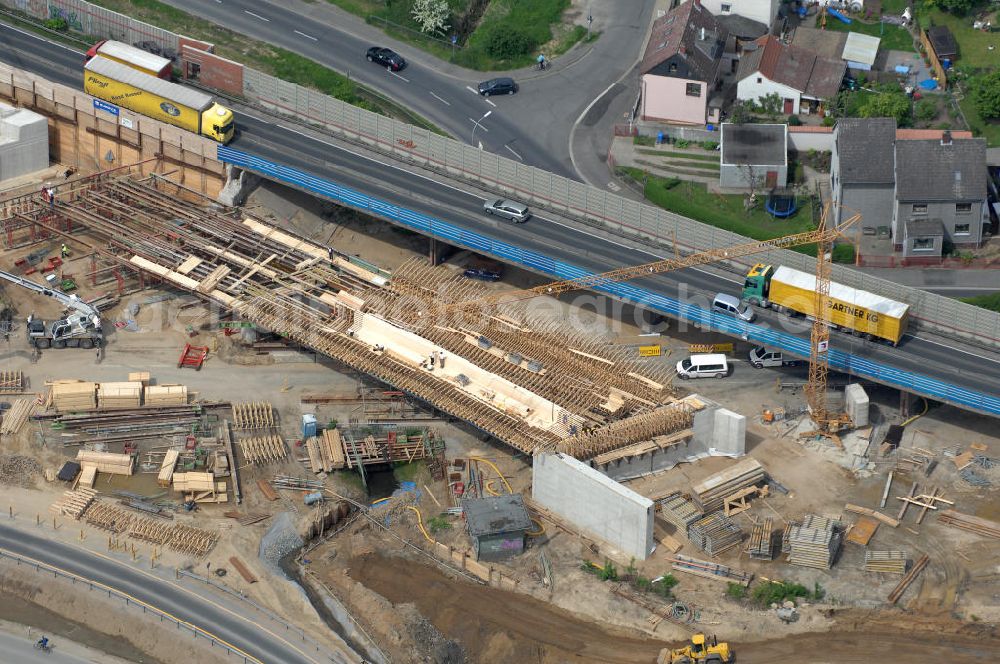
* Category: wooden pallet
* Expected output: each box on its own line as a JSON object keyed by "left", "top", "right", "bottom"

{"left": 84, "top": 501, "right": 135, "bottom": 533}
{"left": 747, "top": 517, "right": 774, "bottom": 560}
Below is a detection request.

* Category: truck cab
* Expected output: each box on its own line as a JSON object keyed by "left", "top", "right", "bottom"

{"left": 742, "top": 263, "right": 773, "bottom": 307}
{"left": 202, "top": 104, "right": 235, "bottom": 144}
{"left": 748, "top": 346, "right": 800, "bottom": 368}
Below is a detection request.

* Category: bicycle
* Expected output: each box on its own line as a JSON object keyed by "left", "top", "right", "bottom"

{"left": 33, "top": 641, "right": 53, "bottom": 654}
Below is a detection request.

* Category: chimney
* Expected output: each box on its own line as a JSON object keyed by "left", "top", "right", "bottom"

{"left": 941, "top": 130, "right": 952, "bottom": 145}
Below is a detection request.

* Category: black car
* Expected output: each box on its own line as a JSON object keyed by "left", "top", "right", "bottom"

{"left": 366, "top": 47, "right": 406, "bottom": 71}
{"left": 463, "top": 267, "right": 503, "bottom": 282}
{"left": 478, "top": 77, "right": 518, "bottom": 96}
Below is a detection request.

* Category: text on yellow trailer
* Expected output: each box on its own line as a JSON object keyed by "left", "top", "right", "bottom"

{"left": 742, "top": 263, "right": 909, "bottom": 345}
{"left": 84, "top": 56, "right": 234, "bottom": 143}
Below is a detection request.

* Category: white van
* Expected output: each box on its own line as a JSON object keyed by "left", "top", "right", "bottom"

{"left": 713, "top": 293, "right": 755, "bottom": 322}
{"left": 676, "top": 353, "right": 729, "bottom": 379}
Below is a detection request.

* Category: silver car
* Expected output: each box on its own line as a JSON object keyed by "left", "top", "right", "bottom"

{"left": 483, "top": 198, "right": 530, "bottom": 223}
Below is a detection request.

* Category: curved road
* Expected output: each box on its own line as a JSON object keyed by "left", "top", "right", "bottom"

{"left": 0, "top": 524, "right": 333, "bottom": 664}
{"left": 2, "top": 23, "right": 1000, "bottom": 408}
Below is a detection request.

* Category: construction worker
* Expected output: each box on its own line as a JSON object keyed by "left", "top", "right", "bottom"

{"left": 60, "top": 243, "right": 70, "bottom": 258}
{"left": 437, "top": 350, "right": 446, "bottom": 368}
{"left": 47, "top": 187, "right": 55, "bottom": 210}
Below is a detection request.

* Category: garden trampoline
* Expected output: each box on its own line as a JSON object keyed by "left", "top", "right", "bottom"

{"left": 765, "top": 195, "right": 798, "bottom": 218}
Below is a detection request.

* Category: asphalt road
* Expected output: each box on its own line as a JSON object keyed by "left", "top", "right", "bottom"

{"left": 2, "top": 22, "right": 1000, "bottom": 406}
{"left": 0, "top": 630, "right": 112, "bottom": 663}
{"left": 0, "top": 524, "right": 327, "bottom": 664}
{"left": 158, "top": 0, "right": 656, "bottom": 180}
{"left": 161, "top": 0, "right": 571, "bottom": 176}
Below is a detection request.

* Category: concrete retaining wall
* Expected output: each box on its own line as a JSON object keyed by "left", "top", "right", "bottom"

{"left": 532, "top": 452, "right": 654, "bottom": 560}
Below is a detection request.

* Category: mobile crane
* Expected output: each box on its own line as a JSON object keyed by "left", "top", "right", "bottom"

{"left": 0, "top": 269, "right": 103, "bottom": 349}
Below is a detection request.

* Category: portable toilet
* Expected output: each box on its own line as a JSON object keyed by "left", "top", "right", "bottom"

{"left": 302, "top": 413, "right": 317, "bottom": 438}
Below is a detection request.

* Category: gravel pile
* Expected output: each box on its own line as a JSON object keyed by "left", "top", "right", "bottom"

{"left": 259, "top": 511, "right": 303, "bottom": 577}
{"left": 0, "top": 455, "right": 42, "bottom": 487}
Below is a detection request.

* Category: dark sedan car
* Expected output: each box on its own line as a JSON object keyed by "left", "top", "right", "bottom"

{"left": 366, "top": 47, "right": 406, "bottom": 71}
{"left": 463, "top": 267, "right": 503, "bottom": 282}
{"left": 477, "top": 77, "right": 518, "bottom": 96}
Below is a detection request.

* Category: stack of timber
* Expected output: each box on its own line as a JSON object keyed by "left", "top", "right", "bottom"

{"left": 937, "top": 510, "right": 1000, "bottom": 539}
{"left": 49, "top": 488, "right": 97, "bottom": 519}
{"left": 78, "top": 464, "right": 98, "bottom": 488}
{"left": 747, "top": 517, "right": 774, "bottom": 560}
{"left": 0, "top": 398, "right": 35, "bottom": 435}
{"left": 145, "top": 385, "right": 188, "bottom": 406}
{"left": 129, "top": 518, "right": 172, "bottom": 545}
{"left": 51, "top": 380, "right": 97, "bottom": 411}
{"left": 656, "top": 492, "right": 703, "bottom": 535}
{"left": 320, "top": 428, "right": 346, "bottom": 471}
{"left": 158, "top": 450, "right": 180, "bottom": 487}
{"left": 173, "top": 472, "right": 228, "bottom": 503}
{"left": 97, "top": 382, "right": 143, "bottom": 409}
{"left": 888, "top": 554, "right": 930, "bottom": 604}
{"left": 170, "top": 524, "right": 219, "bottom": 556}
{"left": 127, "top": 372, "right": 151, "bottom": 385}
{"left": 0, "top": 370, "right": 24, "bottom": 393}
{"left": 865, "top": 550, "right": 907, "bottom": 574}
{"left": 239, "top": 435, "right": 287, "bottom": 465}
{"left": 671, "top": 554, "right": 752, "bottom": 586}
{"left": 232, "top": 402, "right": 274, "bottom": 430}
{"left": 76, "top": 450, "right": 135, "bottom": 475}
{"left": 341, "top": 431, "right": 429, "bottom": 468}
{"left": 687, "top": 512, "right": 743, "bottom": 555}
{"left": 691, "top": 458, "right": 766, "bottom": 512}
{"left": 844, "top": 503, "right": 899, "bottom": 527}
{"left": 786, "top": 514, "right": 840, "bottom": 569}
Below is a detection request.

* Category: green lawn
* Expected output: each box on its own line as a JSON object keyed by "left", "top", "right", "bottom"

{"left": 961, "top": 292, "right": 1000, "bottom": 312}
{"left": 821, "top": 13, "right": 915, "bottom": 52}
{"left": 636, "top": 148, "right": 721, "bottom": 163}
{"left": 959, "top": 94, "right": 1000, "bottom": 146}
{"left": 326, "top": 0, "right": 585, "bottom": 70}
{"left": 621, "top": 167, "right": 822, "bottom": 256}
{"left": 922, "top": 9, "right": 997, "bottom": 68}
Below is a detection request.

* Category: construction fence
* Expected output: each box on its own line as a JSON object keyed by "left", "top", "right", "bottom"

{"left": 5, "top": 0, "right": 1000, "bottom": 348}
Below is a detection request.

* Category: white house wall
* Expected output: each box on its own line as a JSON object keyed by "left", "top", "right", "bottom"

{"left": 737, "top": 74, "right": 801, "bottom": 111}
{"left": 702, "top": 0, "right": 779, "bottom": 28}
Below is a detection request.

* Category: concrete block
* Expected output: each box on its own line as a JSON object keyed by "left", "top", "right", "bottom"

{"left": 845, "top": 383, "right": 870, "bottom": 428}
{"left": 0, "top": 102, "right": 48, "bottom": 183}
{"left": 533, "top": 452, "right": 654, "bottom": 560}
{"left": 712, "top": 408, "right": 746, "bottom": 455}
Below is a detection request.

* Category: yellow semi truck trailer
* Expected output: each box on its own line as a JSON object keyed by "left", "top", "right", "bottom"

{"left": 84, "top": 56, "right": 234, "bottom": 143}
{"left": 742, "top": 263, "right": 910, "bottom": 345}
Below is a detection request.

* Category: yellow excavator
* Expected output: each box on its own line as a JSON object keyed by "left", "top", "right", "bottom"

{"left": 659, "top": 633, "right": 734, "bottom": 664}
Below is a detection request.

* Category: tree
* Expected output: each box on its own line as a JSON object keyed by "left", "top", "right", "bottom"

{"left": 485, "top": 24, "right": 535, "bottom": 59}
{"left": 758, "top": 92, "right": 783, "bottom": 120}
{"left": 973, "top": 70, "right": 1000, "bottom": 120}
{"left": 730, "top": 100, "right": 752, "bottom": 125}
{"left": 858, "top": 89, "right": 912, "bottom": 126}
{"left": 915, "top": 99, "right": 938, "bottom": 122}
{"left": 924, "top": 0, "right": 974, "bottom": 14}
{"left": 411, "top": 0, "right": 450, "bottom": 36}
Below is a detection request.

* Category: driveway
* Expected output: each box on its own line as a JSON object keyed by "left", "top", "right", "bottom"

{"left": 159, "top": 0, "right": 656, "bottom": 180}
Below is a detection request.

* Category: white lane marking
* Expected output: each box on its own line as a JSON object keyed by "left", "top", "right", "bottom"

{"left": 465, "top": 86, "right": 479, "bottom": 95}
{"left": 1, "top": 22, "right": 81, "bottom": 53}
{"left": 429, "top": 91, "right": 451, "bottom": 106}
{"left": 568, "top": 79, "right": 618, "bottom": 187}
{"left": 294, "top": 30, "right": 318, "bottom": 41}
{"left": 390, "top": 70, "right": 409, "bottom": 82}
{"left": 467, "top": 118, "right": 489, "bottom": 132}
{"left": 485, "top": 98, "right": 496, "bottom": 108}
{"left": 259, "top": 123, "right": 1000, "bottom": 365}
{"left": 244, "top": 10, "right": 270, "bottom": 21}
{"left": 900, "top": 332, "right": 1000, "bottom": 364}
{"left": 505, "top": 145, "right": 523, "bottom": 161}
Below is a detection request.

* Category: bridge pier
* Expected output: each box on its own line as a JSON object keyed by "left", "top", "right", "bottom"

{"left": 899, "top": 390, "right": 913, "bottom": 419}
{"left": 218, "top": 165, "right": 260, "bottom": 207}
{"left": 429, "top": 237, "right": 439, "bottom": 266}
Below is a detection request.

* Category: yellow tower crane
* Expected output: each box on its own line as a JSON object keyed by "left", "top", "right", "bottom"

{"left": 408, "top": 207, "right": 860, "bottom": 432}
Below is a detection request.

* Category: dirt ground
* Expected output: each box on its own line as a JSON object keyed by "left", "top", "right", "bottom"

{"left": 2, "top": 177, "right": 999, "bottom": 663}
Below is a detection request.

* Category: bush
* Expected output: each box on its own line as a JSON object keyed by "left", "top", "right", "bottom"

{"left": 634, "top": 135, "right": 656, "bottom": 146}
{"left": 701, "top": 140, "right": 719, "bottom": 150}
{"left": 483, "top": 24, "right": 536, "bottom": 59}
{"left": 915, "top": 99, "right": 938, "bottom": 122}
{"left": 43, "top": 18, "right": 68, "bottom": 31}
{"left": 651, "top": 574, "right": 678, "bottom": 598}
{"left": 726, "top": 582, "right": 748, "bottom": 599}
{"left": 822, "top": 115, "right": 836, "bottom": 127}
{"left": 598, "top": 560, "right": 618, "bottom": 581}
{"left": 427, "top": 515, "right": 451, "bottom": 533}
{"left": 787, "top": 114, "right": 802, "bottom": 126}
{"left": 832, "top": 243, "right": 855, "bottom": 263}
{"left": 751, "top": 580, "right": 812, "bottom": 607}
{"left": 675, "top": 139, "right": 691, "bottom": 148}
{"left": 934, "top": 121, "right": 952, "bottom": 130}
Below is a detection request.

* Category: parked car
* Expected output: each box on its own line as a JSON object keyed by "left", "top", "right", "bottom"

{"left": 483, "top": 198, "right": 530, "bottom": 223}
{"left": 675, "top": 353, "right": 729, "bottom": 379}
{"left": 748, "top": 346, "right": 801, "bottom": 368}
{"left": 478, "top": 77, "right": 518, "bottom": 96}
{"left": 366, "top": 47, "right": 406, "bottom": 71}
{"left": 463, "top": 267, "right": 503, "bottom": 281}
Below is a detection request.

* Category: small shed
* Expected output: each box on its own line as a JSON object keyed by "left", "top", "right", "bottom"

{"left": 927, "top": 26, "right": 958, "bottom": 60}
{"left": 462, "top": 494, "right": 532, "bottom": 561}
{"left": 842, "top": 32, "right": 880, "bottom": 71}
{"left": 720, "top": 123, "right": 788, "bottom": 191}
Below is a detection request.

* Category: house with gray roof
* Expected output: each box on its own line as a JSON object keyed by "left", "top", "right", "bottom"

{"left": 720, "top": 123, "right": 787, "bottom": 190}
{"left": 831, "top": 119, "right": 988, "bottom": 260}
